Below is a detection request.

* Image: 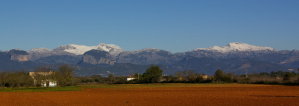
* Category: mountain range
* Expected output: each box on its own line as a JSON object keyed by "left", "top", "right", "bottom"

{"left": 1, "top": 42, "right": 298, "bottom": 76}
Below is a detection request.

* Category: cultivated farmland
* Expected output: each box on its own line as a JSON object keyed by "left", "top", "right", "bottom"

{"left": 0, "top": 84, "right": 298, "bottom": 106}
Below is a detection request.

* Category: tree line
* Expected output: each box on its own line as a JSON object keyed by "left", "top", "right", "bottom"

{"left": 77, "top": 66, "right": 299, "bottom": 85}
{"left": 1, "top": 65, "right": 299, "bottom": 88}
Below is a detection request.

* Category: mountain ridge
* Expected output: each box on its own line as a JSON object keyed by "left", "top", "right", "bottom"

{"left": 27, "top": 42, "right": 279, "bottom": 56}
{"left": 0, "top": 42, "right": 298, "bottom": 76}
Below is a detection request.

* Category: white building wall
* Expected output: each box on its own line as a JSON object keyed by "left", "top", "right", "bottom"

{"left": 40, "top": 80, "right": 57, "bottom": 87}
{"left": 49, "top": 81, "right": 57, "bottom": 87}
{"left": 127, "top": 77, "right": 136, "bottom": 81}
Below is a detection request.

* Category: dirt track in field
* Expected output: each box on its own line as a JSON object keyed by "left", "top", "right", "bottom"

{"left": 0, "top": 84, "right": 299, "bottom": 106}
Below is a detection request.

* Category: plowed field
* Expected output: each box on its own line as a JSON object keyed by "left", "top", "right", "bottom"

{"left": 0, "top": 84, "right": 298, "bottom": 106}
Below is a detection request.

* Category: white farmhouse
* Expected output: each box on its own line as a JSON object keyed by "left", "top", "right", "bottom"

{"left": 29, "top": 71, "right": 57, "bottom": 87}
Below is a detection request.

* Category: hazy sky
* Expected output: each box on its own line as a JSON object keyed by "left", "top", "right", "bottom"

{"left": 0, "top": 0, "right": 298, "bottom": 52}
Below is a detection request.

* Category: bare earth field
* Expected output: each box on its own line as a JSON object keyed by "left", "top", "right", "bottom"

{"left": 0, "top": 84, "right": 299, "bottom": 106}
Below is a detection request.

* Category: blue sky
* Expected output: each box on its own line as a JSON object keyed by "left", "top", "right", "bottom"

{"left": 0, "top": 0, "right": 298, "bottom": 52}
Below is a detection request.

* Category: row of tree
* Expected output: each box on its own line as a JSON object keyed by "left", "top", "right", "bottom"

{"left": 77, "top": 67, "right": 299, "bottom": 85}
{"left": 77, "top": 66, "right": 210, "bottom": 84}
{"left": 1, "top": 65, "right": 299, "bottom": 87}
{"left": 77, "top": 65, "right": 164, "bottom": 84}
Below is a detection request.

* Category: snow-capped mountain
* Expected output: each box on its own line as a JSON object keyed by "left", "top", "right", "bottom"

{"left": 27, "top": 43, "right": 123, "bottom": 61}
{"left": 53, "top": 43, "right": 123, "bottom": 55}
{"left": 54, "top": 44, "right": 98, "bottom": 55}
{"left": 194, "top": 42, "right": 274, "bottom": 53}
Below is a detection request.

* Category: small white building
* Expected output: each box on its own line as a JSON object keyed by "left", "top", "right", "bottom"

{"left": 127, "top": 77, "right": 136, "bottom": 81}
{"left": 29, "top": 71, "right": 57, "bottom": 87}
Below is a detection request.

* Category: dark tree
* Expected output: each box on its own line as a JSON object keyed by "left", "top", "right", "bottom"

{"left": 214, "top": 69, "right": 225, "bottom": 81}
{"left": 214, "top": 69, "right": 234, "bottom": 83}
{"left": 283, "top": 72, "right": 291, "bottom": 82}
{"left": 142, "top": 65, "right": 163, "bottom": 83}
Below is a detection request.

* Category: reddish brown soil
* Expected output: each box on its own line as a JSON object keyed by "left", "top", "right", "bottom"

{"left": 0, "top": 84, "right": 299, "bottom": 106}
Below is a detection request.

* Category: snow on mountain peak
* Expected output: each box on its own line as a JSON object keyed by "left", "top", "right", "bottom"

{"left": 195, "top": 42, "right": 274, "bottom": 53}
{"left": 54, "top": 44, "right": 96, "bottom": 55}
{"left": 97, "top": 43, "right": 123, "bottom": 55}
{"left": 54, "top": 43, "right": 123, "bottom": 55}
